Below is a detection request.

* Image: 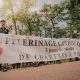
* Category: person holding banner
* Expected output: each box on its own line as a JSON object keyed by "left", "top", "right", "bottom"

{"left": 75, "top": 33, "right": 80, "bottom": 61}
{"left": 51, "top": 30, "right": 62, "bottom": 64}
{"left": 0, "top": 19, "right": 9, "bottom": 71}
{"left": 51, "top": 30, "right": 61, "bottom": 38}
{"left": 0, "top": 20, "right": 9, "bottom": 34}
{"left": 65, "top": 30, "right": 72, "bottom": 38}
{"left": 31, "top": 31, "right": 38, "bottom": 36}
{"left": 77, "top": 33, "right": 80, "bottom": 39}
{"left": 65, "top": 30, "right": 74, "bottom": 62}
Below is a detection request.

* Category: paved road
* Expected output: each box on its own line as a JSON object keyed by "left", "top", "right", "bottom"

{"left": 0, "top": 61, "right": 80, "bottom": 80}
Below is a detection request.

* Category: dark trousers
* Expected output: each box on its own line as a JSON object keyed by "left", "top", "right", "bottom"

{"left": 0, "top": 64, "right": 2, "bottom": 70}
{"left": 16, "top": 63, "right": 21, "bottom": 68}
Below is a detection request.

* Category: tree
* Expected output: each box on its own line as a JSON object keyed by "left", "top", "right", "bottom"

{"left": 63, "top": 0, "right": 80, "bottom": 33}
{"left": 41, "top": 4, "right": 64, "bottom": 31}
{"left": 1, "top": 0, "right": 36, "bottom": 35}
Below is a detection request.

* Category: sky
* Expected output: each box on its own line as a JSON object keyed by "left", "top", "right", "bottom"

{"left": 31, "top": 0, "right": 67, "bottom": 28}
{"left": 0, "top": 0, "right": 2, "bottom": 7}
{"left": 30, "top": 0, "right": 63, "bottom": 11}
{"left": 0, "top": 0, "right": 63, "bottom": 11}
{"left": 0, "top": 0, "right": 66, "bottom": 27}
{"left": 30, "top": 0, "right": 67, "bottom": 28}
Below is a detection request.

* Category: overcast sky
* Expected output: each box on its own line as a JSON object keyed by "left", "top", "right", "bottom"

{"left": 31, "top": 0, "right": 63, "bottom": 11}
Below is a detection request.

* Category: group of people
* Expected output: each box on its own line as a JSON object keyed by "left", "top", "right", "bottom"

{"left": 0, "top": 19, "right": 80, "bottom": 72}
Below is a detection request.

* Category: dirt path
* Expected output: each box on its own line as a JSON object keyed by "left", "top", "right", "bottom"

{"left": 0, "top": 61, "right": 80, "bottom": 80}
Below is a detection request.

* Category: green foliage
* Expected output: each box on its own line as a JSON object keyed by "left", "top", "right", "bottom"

{"left": 41, "top": 4, "right": 64, "bottom": 29}
{"left": 0, "top": 0, "right": 80, "bottom": 38}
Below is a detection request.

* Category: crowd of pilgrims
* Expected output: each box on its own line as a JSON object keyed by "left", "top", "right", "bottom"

{"left": 0, "top": 19, "right": 80, "bottom": 72}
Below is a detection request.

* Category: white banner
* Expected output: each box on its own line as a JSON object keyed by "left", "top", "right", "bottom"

{"left": 0, "top": 33, "right": 80, "bottom": 64}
